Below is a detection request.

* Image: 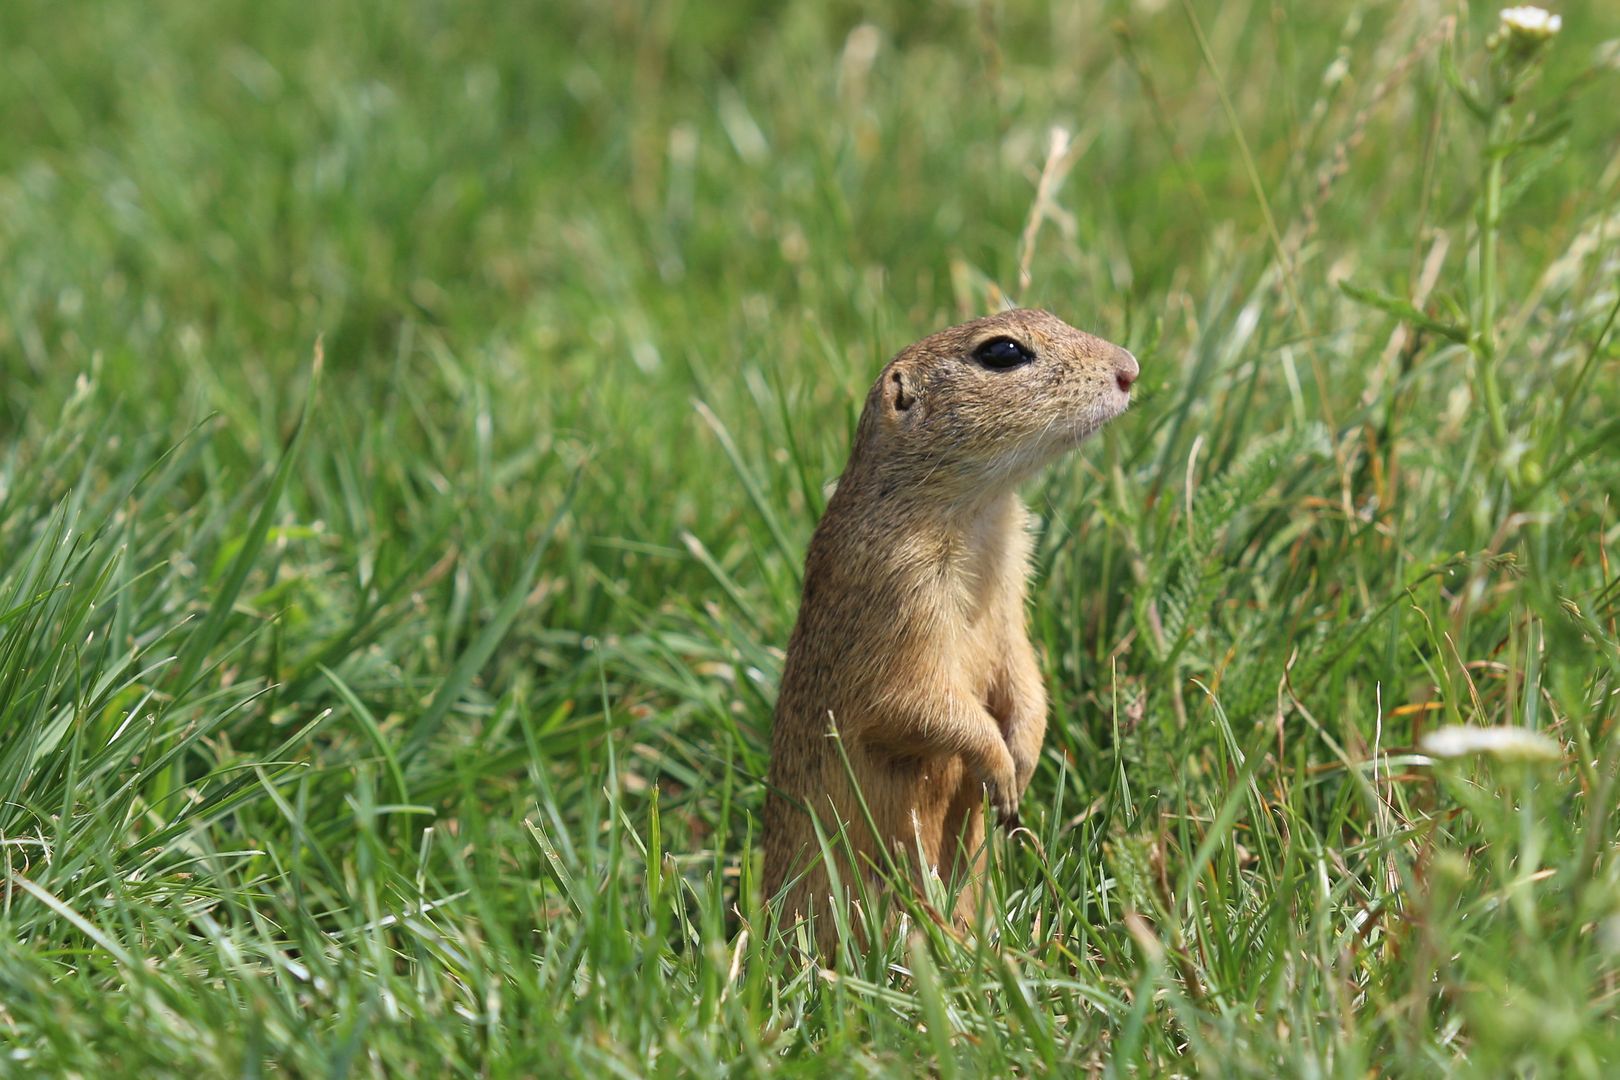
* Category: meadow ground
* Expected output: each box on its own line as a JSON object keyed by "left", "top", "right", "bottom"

{"left": 2, "top": 0, "right": 1619, "bottom": 1074}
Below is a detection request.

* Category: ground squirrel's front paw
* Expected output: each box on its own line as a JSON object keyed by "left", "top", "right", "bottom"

{"left": 988, "top": 787, "right": 1021, "bottom": 832}
{"left": 979, "top": 762, "right": 1022, "bottom": 831}
{"left": 1009, "top": 739, "right": 1038, "bottom": 794}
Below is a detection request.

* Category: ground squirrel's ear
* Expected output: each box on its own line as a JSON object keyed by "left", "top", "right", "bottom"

{"left": 884, "top": 367, "right": 915, "bottom": 414}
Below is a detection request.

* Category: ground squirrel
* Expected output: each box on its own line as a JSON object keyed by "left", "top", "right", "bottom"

{"left": 762, "top": 308, "right": 1138, "bottom": 958}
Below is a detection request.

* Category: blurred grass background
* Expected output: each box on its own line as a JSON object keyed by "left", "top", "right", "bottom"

{"left": 2, "top": 0, "right": 1619, "bottom": 1073}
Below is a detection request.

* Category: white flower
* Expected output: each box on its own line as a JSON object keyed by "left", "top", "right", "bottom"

{"left": 1500, "top": 7, "right": 1562, "bottom": 38}
{"left": 1420, "top": 725, "right": 1562, "bottom": 764}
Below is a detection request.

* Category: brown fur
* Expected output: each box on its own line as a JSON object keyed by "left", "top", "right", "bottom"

{"left": 762, "top": 308, "right": 1138, "bottom": 959}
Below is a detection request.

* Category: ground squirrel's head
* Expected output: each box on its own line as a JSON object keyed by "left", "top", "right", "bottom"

{"left": 849, "top": 309, "right": 1138, "bottom": 501}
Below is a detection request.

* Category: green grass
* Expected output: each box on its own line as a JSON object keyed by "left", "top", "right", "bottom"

{"left": 2, "top": 0, "right": 1619, "bottom": 1073}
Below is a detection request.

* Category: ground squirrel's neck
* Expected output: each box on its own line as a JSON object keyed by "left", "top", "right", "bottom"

{"left": 822, "top": 460, "right": 1031, "bottom": 608}
{"left": 833, "top": 445, "right": 1022, "bottom": 526}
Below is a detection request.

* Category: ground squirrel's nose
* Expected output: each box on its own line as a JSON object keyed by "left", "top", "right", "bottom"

{"left": 1113, "top": 348, "right": 1139, "bottom": 393}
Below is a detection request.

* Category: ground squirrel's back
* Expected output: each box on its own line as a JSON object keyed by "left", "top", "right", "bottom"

{"left": 764, "top": 309, "right": 1138, "bottom": 959}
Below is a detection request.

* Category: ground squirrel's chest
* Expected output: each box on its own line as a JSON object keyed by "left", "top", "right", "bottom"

{"left": 937, "top": 497, "right": 1033, "bottom": 622}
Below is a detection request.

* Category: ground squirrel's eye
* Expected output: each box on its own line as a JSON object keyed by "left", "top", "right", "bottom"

{"left": 972, "top": 337, "right": 1035, "bottom": 370}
